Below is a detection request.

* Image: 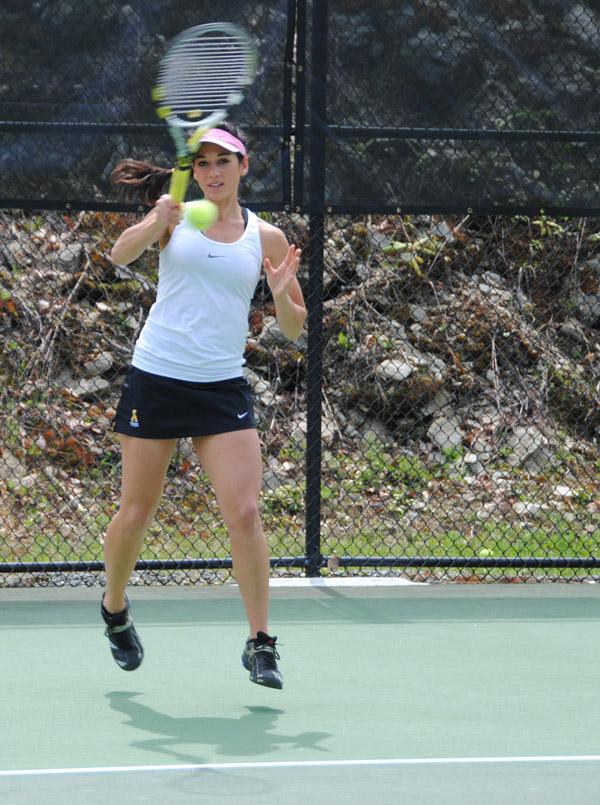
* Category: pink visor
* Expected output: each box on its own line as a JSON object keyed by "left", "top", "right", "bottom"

{"left": 198, "top": 128, "right": 247, "bottom": 156}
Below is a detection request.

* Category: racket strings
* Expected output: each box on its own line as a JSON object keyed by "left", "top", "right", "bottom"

{"left": 165, "top": 91, "right": 247, "bottom": 115}
{"left": 154, "top": 25, "right": 257, "bottom": 123}
{"left": 158, "top": 36, "right": 255, "bottom": 117}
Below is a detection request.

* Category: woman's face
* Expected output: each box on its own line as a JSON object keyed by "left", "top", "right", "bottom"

{"left": 192, "top": 143, "right": 248, "bottom": 201}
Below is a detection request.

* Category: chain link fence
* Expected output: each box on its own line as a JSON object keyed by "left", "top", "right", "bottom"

{"left": 0, "top": 0, "right": 291, "bottom": 209}
{"left": 315, "top": 211, "right": 600, "bottom": 580}
{"left": 1, "top": 208, "right": 599, "bottom": 585}
{"left": 1, "top": 0, "right": 600, "bottom": 585}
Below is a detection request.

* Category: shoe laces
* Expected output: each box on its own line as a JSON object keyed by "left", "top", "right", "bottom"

{"left": 252, "top": 638, "right": 281, "bottom": 667}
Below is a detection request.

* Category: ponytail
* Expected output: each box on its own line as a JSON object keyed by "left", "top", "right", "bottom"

{"left": 110, "top": 160, "right": 172, "bottom": 205}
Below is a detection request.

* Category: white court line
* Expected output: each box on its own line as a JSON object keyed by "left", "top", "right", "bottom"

{"left": 2, "top": 756, "right": 600, "bottom": 777}
{"left": 270, "top": 577, "right": 421, "bottom": 587}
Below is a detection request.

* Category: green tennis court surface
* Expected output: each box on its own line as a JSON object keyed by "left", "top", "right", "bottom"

{"left": 1, "top": 580, "right": 599, "bottom": 804}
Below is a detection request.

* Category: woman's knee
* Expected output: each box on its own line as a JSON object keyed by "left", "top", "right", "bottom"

{"left": 114, "top": 502, "right": 156, "bottom": 536}
{"left": 223, "top": 499, "right": 261, "bottom": 535}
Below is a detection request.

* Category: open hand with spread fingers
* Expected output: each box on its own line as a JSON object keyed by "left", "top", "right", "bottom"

{"left": 263, "top": 245, "right": 302, "bottom": 301}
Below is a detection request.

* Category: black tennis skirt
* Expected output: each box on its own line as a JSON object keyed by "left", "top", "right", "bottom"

{"left": 113, "top": 366, "right": 257, "bottom": 439}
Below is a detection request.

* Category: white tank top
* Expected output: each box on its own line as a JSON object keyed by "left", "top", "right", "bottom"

{"left": 132, "top": 209, "right": 262, "bottom": 381}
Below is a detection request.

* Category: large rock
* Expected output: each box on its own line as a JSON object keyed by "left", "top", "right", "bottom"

{"left": 0, "top": 450, "right": 28, "bottom": 481}
{"left": 427, "top": 415, "right": 463, "bottom": 451}
{"left": 572, "top": 291, "right": 600, "bottom": 326}
{"left": 375, "top": 359, "right": 413, "bottom": 382}
{"left": 64, "top": 377, "right": 110, "bottom": 399}
{"left": 83, "top": 351, "right": 114, "bottom": 377}
{"left": 505, "top": 426, "right": 551, "bottom": 470}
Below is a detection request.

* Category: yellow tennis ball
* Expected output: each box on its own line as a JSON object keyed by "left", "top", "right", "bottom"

{"left": 184, "top": 199, "right": 218, "bottom": 231}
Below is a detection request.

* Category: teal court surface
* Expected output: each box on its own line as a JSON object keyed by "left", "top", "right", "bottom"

{"left": 1, "top": 579, "right": 600, "bottom": 804}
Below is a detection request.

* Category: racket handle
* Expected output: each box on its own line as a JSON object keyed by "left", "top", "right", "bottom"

{"left": 169, "top": 167, "right": 190, "bottom": 203}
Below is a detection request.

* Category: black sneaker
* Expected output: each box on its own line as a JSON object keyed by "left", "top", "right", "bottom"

{"left": 241, "top": 631, "right": 283, "bottom": 689}
{"left": 101, "top": 596, "right": 144, "bottom": 671}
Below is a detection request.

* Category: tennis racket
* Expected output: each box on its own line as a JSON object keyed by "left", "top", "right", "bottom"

{"left": 152, "top": 22, "right": 258, "bottom": 203}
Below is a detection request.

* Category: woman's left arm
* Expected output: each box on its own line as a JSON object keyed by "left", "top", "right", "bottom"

{"left": 262, "top": 226, "right": 307, "bottom": 341}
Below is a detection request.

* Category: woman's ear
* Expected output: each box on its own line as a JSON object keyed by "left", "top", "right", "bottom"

{"left": 240, "top": 155, "right": 249, "bottom": 176}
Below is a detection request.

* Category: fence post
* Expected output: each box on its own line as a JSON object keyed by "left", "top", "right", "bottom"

{"left": 304, "top": 0, "right": 328, "bottom": 576}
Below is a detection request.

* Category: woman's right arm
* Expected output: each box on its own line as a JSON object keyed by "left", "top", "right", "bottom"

{"left": 110, "top": 195, "right": 182, "bottom": 265}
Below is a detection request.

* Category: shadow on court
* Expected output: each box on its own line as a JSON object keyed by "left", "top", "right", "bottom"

{"left": 106, "top": 692, "right": 332, "bottom": 765}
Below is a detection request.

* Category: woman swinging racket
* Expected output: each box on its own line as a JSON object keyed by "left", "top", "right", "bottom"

{"left": 102, "top": 125, "right": 306, "bottom": 689}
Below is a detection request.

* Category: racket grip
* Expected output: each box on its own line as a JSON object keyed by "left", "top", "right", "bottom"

{"left": 169, "top": 167, "right": 190, "bottom": 203}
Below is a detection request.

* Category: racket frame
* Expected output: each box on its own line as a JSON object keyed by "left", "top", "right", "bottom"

{"left": 152, "top": 23, "right": 257, "bottom": 203}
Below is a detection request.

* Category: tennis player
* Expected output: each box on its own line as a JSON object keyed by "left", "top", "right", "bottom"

{"left": 102, "top": 125, "right": 306, "bottom": 689}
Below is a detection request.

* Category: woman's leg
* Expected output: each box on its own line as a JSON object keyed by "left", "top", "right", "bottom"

{"left": 192, "top": 429, "right": 269, "bottom": 637}
{"left": 103, "top": 435, "right": 177, "bottom": 613}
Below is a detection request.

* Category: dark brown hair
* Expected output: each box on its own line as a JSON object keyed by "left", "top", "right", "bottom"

{"left": 109, "top": 160, "right": 172, "bottom": 205}
{"left": 110, "top": 124, "right": 248, "bottom": 205}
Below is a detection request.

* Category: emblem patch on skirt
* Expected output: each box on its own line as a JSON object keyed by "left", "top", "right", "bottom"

{"left": 130, "top": 409, "right": 140, "bottom": 428}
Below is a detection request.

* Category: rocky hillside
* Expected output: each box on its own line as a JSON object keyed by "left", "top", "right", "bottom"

{"left": 0, "top": 209, "right": 599, "bottom": 583}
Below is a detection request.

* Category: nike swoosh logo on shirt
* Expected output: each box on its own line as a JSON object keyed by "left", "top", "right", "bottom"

{"left": 237, "top": 412, "right": 249, "bottom": 419}
{"left": 208, "top": 253, "right": 224, "bottom": 259}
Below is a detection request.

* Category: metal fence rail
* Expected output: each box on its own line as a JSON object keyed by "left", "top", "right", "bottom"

{"left": 1, "top": 0, "right": 599, "bottom": 584}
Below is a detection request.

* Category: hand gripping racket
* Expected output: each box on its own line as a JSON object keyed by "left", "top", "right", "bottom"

{"left": 152, "top": 22, "right": 258, "bottom": 203}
